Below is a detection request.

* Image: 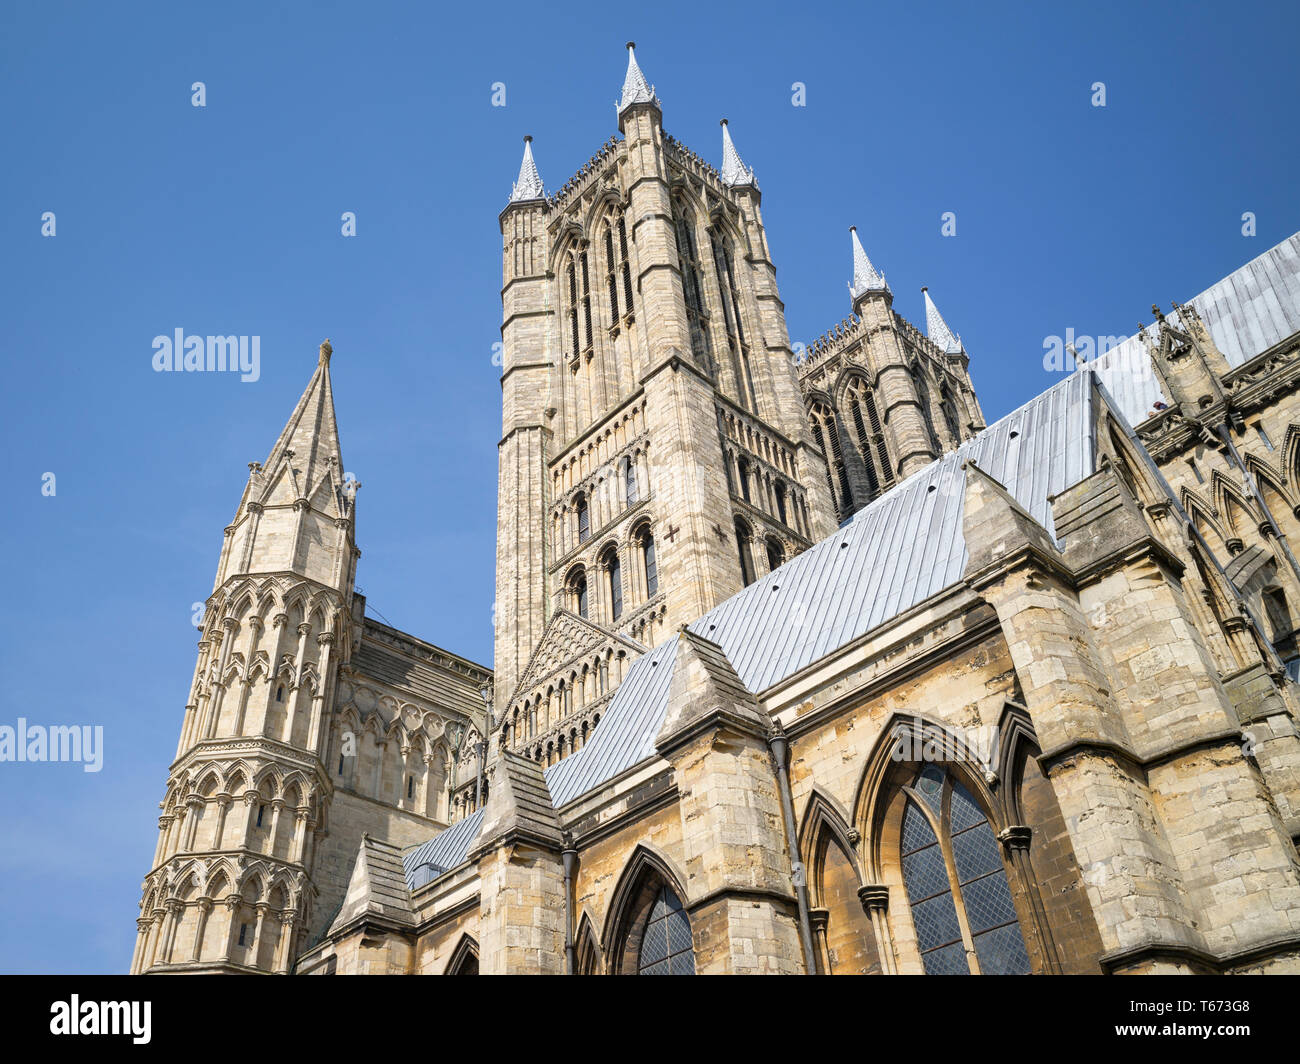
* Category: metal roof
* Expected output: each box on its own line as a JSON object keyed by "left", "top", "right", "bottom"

{"left": 544, "top": 636, "right": 681, "bottom": 807}
{"left": 1083, "top": 231, "right": 1300, "bottom": 426}
{"left": 402, "top": 808, "right": 482, "bottom": 890}
{"left": 687, "top": 370, "right": 1097, "bottom": 694}
{"left": 402, "top": 231, "right": 1300, "bottom": 849}
{"left": 540, "top": 370, "right": 1101, "bottom": 808}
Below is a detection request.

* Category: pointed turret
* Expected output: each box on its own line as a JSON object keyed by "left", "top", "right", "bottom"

{"left": 719, "top": 119, "right": 756, "bottom": 188}
{"left": 252, "top": 340, "right": 346, "bottom": 518}
{"left": 922, "top": 287, "right": 964, "bottom": 355}
{"left": 219, "top": 339, "right": 356, "bottom": 592}
{"left": 848, "top": 226, "right": 889, "bottom": 298}
{"left": 135, "top": 339, "right": 359, "bottom": 974}
{"left": 617, "top": 41, "right": 659, "bottom": 115}
{"left": 508, "top": 136, "right": 545, "bottom": 204}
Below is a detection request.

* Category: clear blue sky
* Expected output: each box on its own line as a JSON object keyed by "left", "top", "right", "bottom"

{"left": 1, "top": 0, "right": 1296, "bottom": 973}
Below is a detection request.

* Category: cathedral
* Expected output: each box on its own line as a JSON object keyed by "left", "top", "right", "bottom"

{"left": 132, "top": 44, "right": 1300, "bottom": 976}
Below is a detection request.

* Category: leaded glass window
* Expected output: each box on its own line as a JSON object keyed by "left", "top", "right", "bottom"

{"left": 642, "top": 532, "right": 658, "bottom": 597}
{"left": 899, "top": 764, "right": 1032, "bottom": 975}
{"left": 636, "top": 885, "right": 695, "bottom": 975}
{"left": 607, "top": 551, "right": 623, "bottom": 621}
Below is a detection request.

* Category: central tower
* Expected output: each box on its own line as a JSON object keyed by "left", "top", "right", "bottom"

{"left": 492, "top": 45, "right": 835, "bottom": 761}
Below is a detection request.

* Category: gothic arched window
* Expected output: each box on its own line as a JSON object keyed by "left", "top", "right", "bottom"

{"left": 844, "top": 377, "right": 894, "bottom": 503}
{"left": 576, "top": 494, "right": 590, "bottom": 543}
{"left": 735, "top": 517, "right": 755, "bottom": 586}
{"left": 604, "top": 222, "right": 620, "bottom": 322}
{"left": 940, "top": 383, "right": 961, "bottom": 445}
{"left": 810, "top": 402, "right": 851, "bottom": 516}
{"left": 569, "top": 568, "right": 588, "bottom": 619}
{"left": 612, "top": 866, "right": 696, "bottom": 976}
{"left": 623, "top": 455, "right": 638, "bottom": 506}
{"left": 766, "top": 536, "right": 784, "bottom": 572}
{"left": 639, "top": 528, "right": 658, "bottom": 598}
{"left": 736, "top": 456, "right": 752, "bottom": 503}
{"left": 635, "top": 884, "right": 695, "bottom": 974}
{"left": 774, "top": 481, "right": 788, "bottom": 526}
{"left": 567, "top": 258, "right": 580, "bottom": 359}
{"left": 603, "top": 547, "right": 623, "bottom": 622}
{"left": 914, "top": 369, "right": 941, "bottom": 453}
{"left": 712, "top": 231, "right": 756, "bottom": 411}
{"left": 619, "top": 215, "right": 634, "bottom": 314}
{"left": 899, "top": 764, "right": 1031, "bottom": 975}
{"left": 673, "top": 201, "right": 709, "bottom": 368}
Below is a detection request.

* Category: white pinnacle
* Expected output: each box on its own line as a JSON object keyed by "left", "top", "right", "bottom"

{"left": 719, "top": 119, "right": 756, "bottom": 187}
{"left": 618, "top": 42, "right": 659, "bottom": 113}
{"left": 848, "top": 226, "right": 888, "bottom": 298}
{"left": 508, "top": 136, "right": 545, "bottom": 203}
{"left": 922, "top": 288, "right": 964, "bottom": 354}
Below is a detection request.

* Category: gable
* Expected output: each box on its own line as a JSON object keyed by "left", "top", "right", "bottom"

{"left": 508, "top": 608, "right": 644, "bottom": 706}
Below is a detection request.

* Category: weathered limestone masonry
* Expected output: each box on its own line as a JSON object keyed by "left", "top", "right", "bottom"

{"left": 653, "top": 630, "right": 804, "bottom": 973}
{"left": 1135, "top": 302, "right": 1300, "bottom": 839}
{"left": 469, "top": 750, "right": 566, "bottom": 974}
{"left": 495, "top": 168, "right": 553, "bottom": 706}
{"left": 134, "top": 342, "right": 489, "bottom": 974}
{"left": 850, "top": 262, "right": 938, "bottom": 481}
{"left": 137, "top": 40, "right": 1300, "bottom": 977}
{"left": 620, "top": 90, "right": 745, "bottom": 628}
{"left": 964, "top": 438, "right": 1300, "bottom": 973}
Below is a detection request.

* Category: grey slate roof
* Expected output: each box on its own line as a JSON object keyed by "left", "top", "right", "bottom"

{"left": 1085, "top": 231, "right": 1300, "bottom": 427}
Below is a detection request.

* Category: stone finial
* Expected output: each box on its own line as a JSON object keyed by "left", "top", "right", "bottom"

{"left": 922, "top": 287, "right": 964, "bottom": 355}
{"left": 508, "top": 136, "right": 545, "bottom": 203}
{"left": 319, "top": 339, "right": 333, "bottom": 366}
{"left": 848, "top": 225, "right": 889, "bottom": 298}
{"left": 618, "top": 41, "right": 659, "bottom": 114}
{"left": 719, "top": 118, "right": 756, "bottom": 188}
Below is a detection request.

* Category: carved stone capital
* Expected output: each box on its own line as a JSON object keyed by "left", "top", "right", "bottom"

{"left": 998, "top": 824, "right": 1033, "bottom": 853}
{"left": 808, "top": 907, "right": 830, "bottom": 934}
{"left": 857, "top": 884, "right": 889, "bottom": 915}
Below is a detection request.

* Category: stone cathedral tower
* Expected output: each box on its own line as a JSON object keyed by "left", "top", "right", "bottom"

{"left": 493, "top": 45, "right": 841, "bottom": 743}
{"left": 133, "top": 341, "right": 360, "bottom": 974}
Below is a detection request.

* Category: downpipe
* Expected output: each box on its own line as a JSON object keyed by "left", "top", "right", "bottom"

{"left": 768, "top": 726, "right": 818, "bottom": 974}
{"left": 562, "top": 838, "right": 577, "bottom": 974}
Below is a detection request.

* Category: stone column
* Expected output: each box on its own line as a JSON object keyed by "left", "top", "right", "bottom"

{"left": 809, "top": 907, "right": 831, "bottom": 974}
{"left": 190, "top": 898, "right": 212, "bottom": 962}
{"left": 857, "top": 885, "right": 896, "bottom": 975}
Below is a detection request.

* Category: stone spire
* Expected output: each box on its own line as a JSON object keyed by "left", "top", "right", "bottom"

{"left": 848, "top": 226, "right": 889, "bottom": 298}
{"left": 719, "top": 119, "right": 756, "bottom": 188}
{"left": 922, "top": 287, "right": 964, "bottom": 354}
{"left": 617, "top": 41, "right": 659, "bottom": 114}
{"left": 508, "top": 136, "right": 545, "bottom": 203}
